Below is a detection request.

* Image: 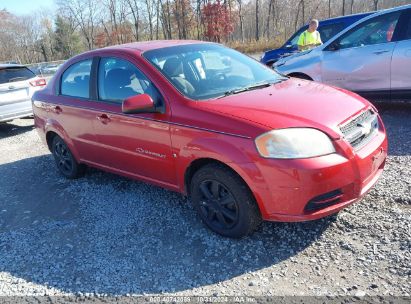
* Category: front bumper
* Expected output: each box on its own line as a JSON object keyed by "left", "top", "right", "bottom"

{"left": 251, "top": 122, "right": 387, "bottom": 222}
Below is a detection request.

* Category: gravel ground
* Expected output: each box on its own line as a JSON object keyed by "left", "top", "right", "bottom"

{"left": 0, "top": 104, "right": 410, "bottom": 298}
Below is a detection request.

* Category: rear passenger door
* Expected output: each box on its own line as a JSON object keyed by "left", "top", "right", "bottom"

{"left": 92, "top": 56, "right": 177, "bottom": 188}
{"left": 55, "top": 58, "right": 102, "bottom": 164}
{"left": 391, "top": 8, "right": 411, "bottom": 100}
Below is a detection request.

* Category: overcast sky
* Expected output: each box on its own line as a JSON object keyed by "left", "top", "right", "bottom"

{"left": 1, "top": 0, "right": 55, "bottom": 15}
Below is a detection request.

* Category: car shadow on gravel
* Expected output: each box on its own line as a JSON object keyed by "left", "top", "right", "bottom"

{"left": 0, "top": 120, "right": 34, "bottom": 139}
{"left": 0, "top": 155, "right": 337, "bottom": 295}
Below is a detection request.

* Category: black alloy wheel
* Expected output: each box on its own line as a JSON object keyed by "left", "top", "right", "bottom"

{"left": 52, "top": 136, "right": 85, "bottom": 179}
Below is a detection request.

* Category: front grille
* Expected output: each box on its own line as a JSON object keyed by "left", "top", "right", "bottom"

{"left": 339, "top": 109, "right": 379, "bottom": 150}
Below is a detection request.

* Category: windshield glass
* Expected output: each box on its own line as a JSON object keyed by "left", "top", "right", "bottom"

{"left": 143, "top": 43, "right": 286, "bottom": 100}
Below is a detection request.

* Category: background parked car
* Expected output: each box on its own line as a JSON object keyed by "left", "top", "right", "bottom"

{"left": 0, "top": 64, "right": 46, "bottom": 123}
{"left": 260, "top": 12, "right": 373, "bottom": 66}
{"left": 42, "top": 64, "right": 62, "bottom": 75}
{"left": 274, "top": 5, "right": 411, "bottom": 101}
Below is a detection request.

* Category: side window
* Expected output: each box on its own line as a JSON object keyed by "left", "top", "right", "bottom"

{"left": 338, "top": 12, "right": 401, "bottom": 49}
{"left": 402, "top": 11, "right": 411, "bottom": 40}
{"left": 289, "top": 27, "right": 308, "bottom": 46}
{"left": 406, "top": 20, "right": 411, "bottom": 40}
{"left": 98, "top": 57, "right": 162, "bottom": 105}
{"left": 318, "top": 22, "right": 345, "bottom": 43}
{"left": 60, "top": 60, "right": 92, "bottom": 98}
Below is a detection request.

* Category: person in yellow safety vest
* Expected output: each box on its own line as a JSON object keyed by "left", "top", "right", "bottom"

{"left": 297, "top": 19, "right": 323, "bottom": 51}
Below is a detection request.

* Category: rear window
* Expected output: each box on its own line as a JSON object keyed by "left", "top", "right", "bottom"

{"left": 0, "top": 67, "right": 35, "bottom": 84}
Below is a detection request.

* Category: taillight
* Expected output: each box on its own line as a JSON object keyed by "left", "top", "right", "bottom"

{"left": 29, "top": 78, "right": 46, "bottom": 87}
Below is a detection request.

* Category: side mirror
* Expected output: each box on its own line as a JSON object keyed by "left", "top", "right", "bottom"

{"left": 122, "top": 94, "right": 155, "bottom": 114}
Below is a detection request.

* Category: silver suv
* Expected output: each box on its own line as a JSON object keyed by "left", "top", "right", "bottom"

{"left": 275, "top": 5, "right": 411, "bottom": 101}
{"left": 0, "top": 64, "right": 46, "bottom": 123}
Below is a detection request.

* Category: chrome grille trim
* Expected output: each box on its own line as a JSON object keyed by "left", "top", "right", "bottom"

{"left": 339, "top": 109, "right": 379, "bottom": 150}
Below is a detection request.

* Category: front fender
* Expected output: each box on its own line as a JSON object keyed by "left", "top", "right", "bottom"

{"left": 276, "top": 53, "right": 322, "bottom": 82}
{"left": 175, "top": 135, "right": 272, "bottom": 218}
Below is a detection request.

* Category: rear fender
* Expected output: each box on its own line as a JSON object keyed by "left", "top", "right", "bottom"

{"left": 44, "top": 119, "right": 81, "bottom": 161}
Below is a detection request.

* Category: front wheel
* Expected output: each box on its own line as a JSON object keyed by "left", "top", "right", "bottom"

{"left": 52, "top": 136, "right": 85, "bottom": 179}
{"left": 190, "top": 163, "right": 261, "bottom": 238}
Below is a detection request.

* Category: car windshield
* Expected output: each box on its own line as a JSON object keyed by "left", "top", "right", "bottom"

{"left": 143, "top": 44, "right": 286, "bottom": 100}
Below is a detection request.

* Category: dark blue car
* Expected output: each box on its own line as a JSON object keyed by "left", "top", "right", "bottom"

{"left": 260, "top": 12, "right": 373, "bottom": 66}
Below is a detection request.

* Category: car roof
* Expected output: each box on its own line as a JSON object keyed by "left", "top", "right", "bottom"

{"left": 319, "top": 4, "right": 411, "bottom": 48}
{"left": 103, "top": 40, "right": 211, "bottom": 53}
{"left": 319, "top": 12, "right": 374, "bottom": 24}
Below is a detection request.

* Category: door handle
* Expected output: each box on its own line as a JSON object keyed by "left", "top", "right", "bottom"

{"left": 97, "top": 113, "right": 111, "bottom": 123}
{"left": 373, "top": 50, "right": 390, "bottom": 55}
{"left": 53, "top": 106, "right": 62, "bottom": 114}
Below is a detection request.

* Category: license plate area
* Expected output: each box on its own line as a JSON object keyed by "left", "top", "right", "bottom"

{"left": 0, "top": 88, "right": 29, "bottom": 103}
{"left": 371, "top": 147, "right": 386, "bottom": 172}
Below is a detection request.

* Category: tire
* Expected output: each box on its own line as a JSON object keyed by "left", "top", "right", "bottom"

{"left": 190, "top": 163, "right": 262, "bottom": 238}
{"left": 51, "top": 136, "right": 85, "bottom": 179}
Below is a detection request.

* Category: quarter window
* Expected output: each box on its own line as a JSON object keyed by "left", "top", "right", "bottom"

{"left": 60, "top": 59, "right": 92, "bottom": 98}
{"left": 98, "top": 57, "right": 162, "bottom": 105}
{"left": 338, "top": 12, "right": 401, "bottom": 49}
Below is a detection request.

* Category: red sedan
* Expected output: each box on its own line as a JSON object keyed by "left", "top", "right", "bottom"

{"left": 32, "top": 41, "right": 387, "bottom": 238}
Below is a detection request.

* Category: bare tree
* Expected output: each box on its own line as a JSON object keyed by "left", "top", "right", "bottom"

{"left": 125, "top": 0, "right": 141, "bottom": 41}
{"left": 58, "top": 0, "right": 100, "bottom": 50}
{"left": 255, "top": 0, "right": 259, "bottom": 41}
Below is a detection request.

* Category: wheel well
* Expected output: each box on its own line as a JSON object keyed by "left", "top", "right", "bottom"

{"left": 184, "top": 158, "right": 249, "bottom": 197}
{"left": 287, "top": 72, "right": 313, "bottom": 80}
{"left": 46, "top": 131, "right": 58, "bottom": 151}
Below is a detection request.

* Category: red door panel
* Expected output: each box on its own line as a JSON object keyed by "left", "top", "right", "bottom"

{"left": 92, "top": 104, "right": 177, "bottom": 187}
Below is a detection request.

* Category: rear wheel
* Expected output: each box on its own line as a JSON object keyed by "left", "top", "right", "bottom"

{"left": 190, "top": 163, "right": 261, "bottom": 238}
{"left": 51, "top": 136, "right": 85, "bottom": 179}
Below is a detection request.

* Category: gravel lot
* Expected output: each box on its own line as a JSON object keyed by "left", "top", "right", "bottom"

{"left": 0, "top": 104, "right": 410, "bottom": 298}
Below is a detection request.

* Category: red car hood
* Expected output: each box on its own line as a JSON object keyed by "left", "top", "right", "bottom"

{"left": 199, "top": 79, "right": 369, "bottom": 139}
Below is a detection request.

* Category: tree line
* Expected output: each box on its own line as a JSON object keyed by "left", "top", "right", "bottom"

{"left": 0, "top": 0, "right": 409, "bottom": 64}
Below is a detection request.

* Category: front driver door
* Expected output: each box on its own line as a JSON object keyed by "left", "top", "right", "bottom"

{"left": 321, "top": 11, "right": 401, "bottom": 96}
{"left": 92, "top": 56, "right": 177, "bottom": 189}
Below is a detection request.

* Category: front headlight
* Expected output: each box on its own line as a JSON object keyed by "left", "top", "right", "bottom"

{"left": 255, "top": 128, "right": 336, "bottom": 159}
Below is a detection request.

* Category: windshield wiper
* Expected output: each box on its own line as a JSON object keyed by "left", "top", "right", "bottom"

{"left": 218, "top": 81, "right": 275, "bottom": 99}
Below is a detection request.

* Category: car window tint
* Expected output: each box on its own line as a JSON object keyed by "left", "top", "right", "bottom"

{"left": 60, "top": 60, "right": 92, "bottom": 98}
{"left": 0, "top": 67, "right": 35, "bottom": 84}
{"left": 319, "top": 22, "right": 345, "bottom": 43}
{"left": 338, "top": 11, "right": 401, "bottom": 49}
{"left": 404, "top": 14, "right": 411, "bottom": 40}
{"left": 98, "top": 57, "right": 162, "bottom": 105}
